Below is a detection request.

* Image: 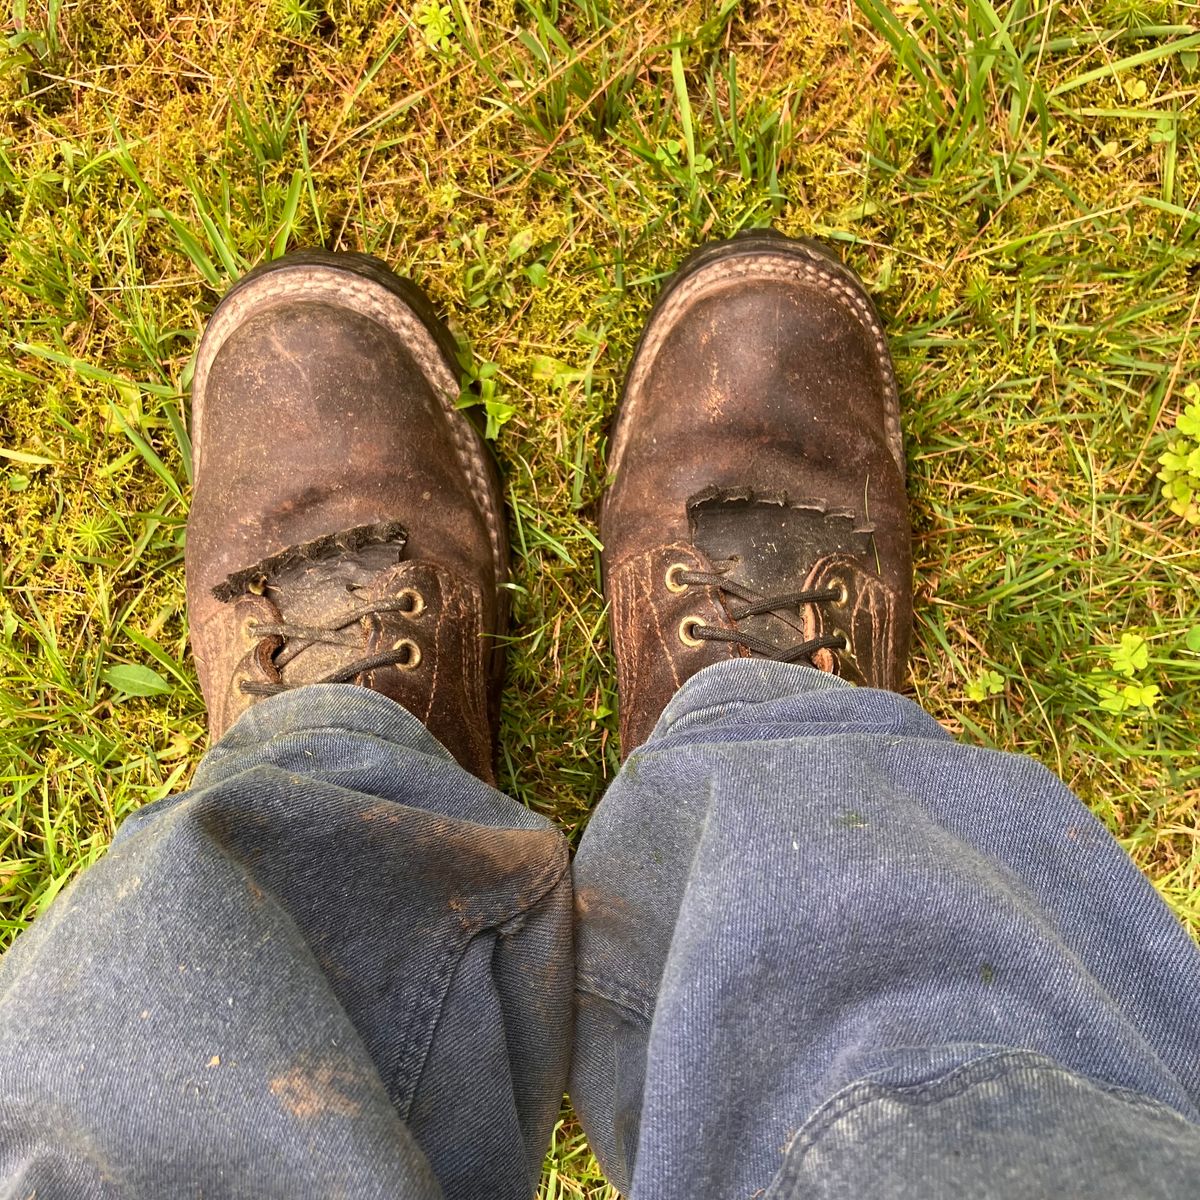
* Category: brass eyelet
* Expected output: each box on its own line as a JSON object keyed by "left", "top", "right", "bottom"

{"left": 832, "top": 580, "right": 849, "bottom": 607}
{"left": 678, "top": 616, "right": 707, "bottom": 647}
{"left": 391, "top": 638, "right": 422, "bottom": 669}
{"left": 398, "top": 587, "right": 426, "bottom": 617}
{"left": 664, "top": 562, "right": 690, "bottom": 594}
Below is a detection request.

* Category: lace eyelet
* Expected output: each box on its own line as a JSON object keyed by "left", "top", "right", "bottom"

{"left": 398, "top": 587, "right": 426, "bottom": 617}
{"left": 391, "top": 638, "right": 422, "bottom": 669}
{"left": 664, "top": 563, "right": 690, "bottom": 594}
{"left": 678, "top": 616, "right": 708, "bottom": 647}
{"left": 832, "top": 580, "right": 849, "bottom": 607}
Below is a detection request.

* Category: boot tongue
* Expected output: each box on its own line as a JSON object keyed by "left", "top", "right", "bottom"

{"left": 212, "top": 520, "right": 408, "bottom": 603}
{"left": 213, "top": 520, "right": 410, "bottom": 685}
{"left": 687, "top": 488, "right": 876, "bottom": 652}
{"left": 271, "top": 540, "right": 405, "bottom": 625}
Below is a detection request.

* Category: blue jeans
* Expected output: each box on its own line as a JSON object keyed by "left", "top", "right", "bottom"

{"left": 0, "top": 661, "right": 1197, "bottom": 1197}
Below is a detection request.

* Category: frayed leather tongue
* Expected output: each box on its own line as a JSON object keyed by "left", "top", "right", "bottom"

{"left": 212, "top": 520, "right": 407, "bottom": 602}
{"left": 213, "top": 520, "right": 414, "bottom": 690}
{"left": 687, "top": 487, "right": 876, "bottom": 649}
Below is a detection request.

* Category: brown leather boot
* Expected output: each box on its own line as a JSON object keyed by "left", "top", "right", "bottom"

{"left": 185, "top": 251, "right": 507, "bottom": 782}
{"left": 601, "top": 231, "right": 912, "bottom": 755}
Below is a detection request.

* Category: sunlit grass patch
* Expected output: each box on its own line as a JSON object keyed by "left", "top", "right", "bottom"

{"left": 2, "top": 0, "right": 1198, "bottom": 1190}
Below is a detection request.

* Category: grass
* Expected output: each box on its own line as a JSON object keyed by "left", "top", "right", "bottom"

{"left": 1, "top": 0, "right": 1199, "bottom": 1191}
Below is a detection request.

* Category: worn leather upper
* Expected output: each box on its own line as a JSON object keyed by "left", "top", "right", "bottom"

{"left": 185, "top": 255, "right": 506, "bottom": 780}
{"left": 601, "top": 234, "right": 912, "bottom": 754}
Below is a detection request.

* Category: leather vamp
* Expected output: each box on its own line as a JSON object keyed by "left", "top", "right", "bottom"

{"left": 802, "top": 553, "right": 901, "bottom": 689}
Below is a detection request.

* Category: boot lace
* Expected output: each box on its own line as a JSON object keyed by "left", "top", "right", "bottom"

{"left": 670, "top": 565, "right": 847, "bottom": 665}
{"left": 240, "top": 589, "right": 425, "bottom": 696}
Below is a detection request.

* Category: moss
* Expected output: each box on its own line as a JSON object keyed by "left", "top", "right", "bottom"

{"left": 2, "top": 2, "right": 1199, "bottom": 1187}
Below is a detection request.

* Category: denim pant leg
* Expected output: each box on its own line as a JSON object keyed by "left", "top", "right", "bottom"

{"left": 572, "top": 660, "right": 1200, "bottom": 1199}
{"left": 0, "top": 684, "right": 573, "bottom": 1200}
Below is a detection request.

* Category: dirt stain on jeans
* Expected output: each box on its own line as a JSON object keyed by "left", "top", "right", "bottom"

{"left": 270, "top": 1057, "right": 365, "bottom": 1119}
{"left": 575, "top": 887, "right": 635, "bottom": 925}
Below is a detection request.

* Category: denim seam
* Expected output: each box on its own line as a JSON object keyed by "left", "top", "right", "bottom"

{"left": 662, "top": 696, "right": 868, "bottom": 739}
{"left": 459, "top": 837, "right": 572, "bottom": 936}
{"left": 573, "top": 977, "right": 655, "bottom": 1023}
{"left": 394, "top": 843, "right": 573, "bottom": 1115}
{"left": 202, "top": 724, "right": 456, "bottom": 769}
{"left": 196, "top": 744, "right": 493, "bottom": 815}
{"left": 390, "top": 932, "right": 464, "bottom": 1119}
{"left": 655, "top": 664, "right": 848, "bottom": 722}
{"left": 658, "top": 697, "right": 767, "bottom": 734}
{"left": 770, "top": 1051, "right": 1193, "bottom": 1197}
{"left": 629, "top": 729, "right": 928, "bottom": 765}
{"left": 653, "top": 682, "right": 881, "bottom": 738}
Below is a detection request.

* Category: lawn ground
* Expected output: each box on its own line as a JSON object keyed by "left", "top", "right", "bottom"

{"left": 2, "top": 0, "right": 1199, "bottom": 1193}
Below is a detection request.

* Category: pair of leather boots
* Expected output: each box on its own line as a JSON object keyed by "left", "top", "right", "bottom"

{"left": 186, "top": 233, "right": 911, "bottom": 782}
